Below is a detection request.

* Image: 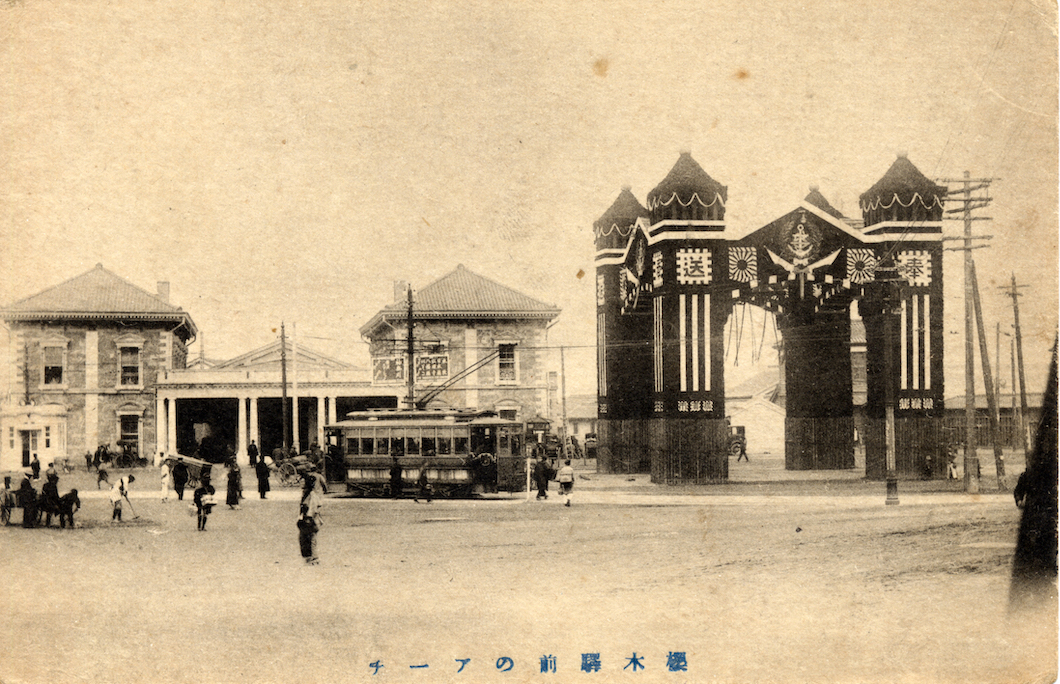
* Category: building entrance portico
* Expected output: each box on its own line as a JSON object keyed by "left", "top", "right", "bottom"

{"left": 155, "top": 340, "right": 399, "bottom": 465}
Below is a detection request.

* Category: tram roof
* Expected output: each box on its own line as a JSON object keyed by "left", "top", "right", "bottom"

{"left": 327, "top": 408, "right": 522, "bottom": 429}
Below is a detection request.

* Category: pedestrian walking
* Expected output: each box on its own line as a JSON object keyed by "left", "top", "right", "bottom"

{"left": 194, "top": 478, "right": 216, "bottom": 531}
{"left": 557, "top": 459, "right": 575, "bottom": 507}
{"left": 297, "top": 474, "right": 323, "bottom": 564}
{"left": 255, "top": 457, "right": 271, "bottom": 499}
{"left": 160, "top": 456, "right": 171, "bottom": 502}
{"left": 226, "top": 460, "right": 242, "bottom": 509}
{"left": 172, "top": 459, "right": 189, "bottom": 501}
{"left": 41, "top": 473, "right": 60, "bottom": 527}
{"left": 57, "top": 489, "right": 80, "bottom": 529}
{"left": 96, "top": 462, "right": 110, "bottom": 490}
{"left": 533, "top": 454, "right": 551, "bottom": 500}
{"left": 30, "top": 454, "right": 40, "bottom": 480}
{"left": 109, "top": 475, "right": 135, "bottom": 522}
{"left": 389, "top": 455, "right": 403, "bottom": 499}
{"left": 414, "top": 460, "right": 433, "bottom": 503}
{"left": 247, "top": 440, "right": 259, "bottom": 466}
{"left": 85, "top": 451, "right": 94, "bottom": 472}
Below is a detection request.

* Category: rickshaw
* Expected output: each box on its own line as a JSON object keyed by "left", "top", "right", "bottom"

{"left": 268, "top": 448, "right": 316, "bottom": 487}
{"left": 162, "top": 454, "right": 215, "bottom": 489}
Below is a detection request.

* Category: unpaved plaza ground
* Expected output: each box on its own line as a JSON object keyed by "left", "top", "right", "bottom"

{"left": 1, "top": 461, "right": 1055, "bottom": 684}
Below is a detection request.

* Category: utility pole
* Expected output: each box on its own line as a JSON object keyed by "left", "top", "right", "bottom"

{"left": 970, "top": 262, "right": 1005, "bottom": 489}
{"left": 940, "top": 171, "right": 996, "bottom": 494}
{"left": 1010, "top": 334, "right": 1018, "bottom": 447}
{"left": 406, "top": 285, "right": 415, "bottom": 410}
{"left": 1000, "top": 275, "right": 1030, "bottom": 456}
{"left": 280, "top": 323, "right": 289, "bottom": 453}
{"left": 560, "top": 346, "right": 568, "bottom": 460}
{"left": 995, "top": 322, "right": 1002, "bottom": 423}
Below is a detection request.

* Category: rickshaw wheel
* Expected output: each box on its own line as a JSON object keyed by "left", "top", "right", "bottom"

{"left": 278, "top": 462, "right": 299, "bottom": 486}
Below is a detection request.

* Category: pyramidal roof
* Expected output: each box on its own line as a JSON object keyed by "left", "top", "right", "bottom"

{"left": 594, "top": 186, "right": 650, "bottom": 248}
{"left": 647, "top": 151, "right": 727, "bottom": 209}
{"left": 360, "top": 265, "right": 560, "bottom": 336}
{"left": 859, "top": 154, "right": 946, "bottom": 205}
{"left": 1, "top": 263, "right": 197, "bottom": 337}
{"left": 804, "top": 186, "right": 846, "bottom": 220}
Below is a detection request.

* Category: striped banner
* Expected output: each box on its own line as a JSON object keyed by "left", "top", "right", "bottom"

{"left": 679, "top": 293, "right": 710, "bottom": 393}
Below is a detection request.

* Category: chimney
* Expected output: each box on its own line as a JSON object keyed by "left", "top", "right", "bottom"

{"left": 157, "top": 281, "right": 170, "bottom": 303}
{"left": 394, "top": 280, "right": 408, "bottom": 303}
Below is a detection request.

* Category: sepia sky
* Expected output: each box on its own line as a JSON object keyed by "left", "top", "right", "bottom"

{"left": 1, "top": 0, "right": 1057, "bottom": 399}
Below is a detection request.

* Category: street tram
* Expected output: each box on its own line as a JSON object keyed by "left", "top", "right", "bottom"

{"left": 324, "top": 408, "right": 527, "bottom": 497}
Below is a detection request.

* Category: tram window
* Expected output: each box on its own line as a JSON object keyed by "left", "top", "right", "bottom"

{"left": 406, "top": 432, "right": 420, "bottom": 455}
{"left": 500, "top": 431, "right": 509, "bottom": 451}
{"left": 360, "top": 437, "right": 374, "bottom": 455}
{"left": 375, "top": 435, "right": 390, "bottom": 456}
{"left": 391, "top": 430, "right": 406, "bottom": 456}
{"left": 454, "top": 434, "right": 469, "bottom": 455}
{"left": 422, "top": 428, "right": 436, "bottom": 456}
{"left": 437, "top": 429, "right": 452, "bottom": 455}
{"left": 346, "top": 437, "right": 358, "bottom": 454}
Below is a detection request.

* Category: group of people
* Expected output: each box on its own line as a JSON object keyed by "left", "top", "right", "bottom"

{"left": 533, "top": 454, "right": 575, "bottom": 506}
{"left": 2, "top": 468, "right": 81, "bottom": 528}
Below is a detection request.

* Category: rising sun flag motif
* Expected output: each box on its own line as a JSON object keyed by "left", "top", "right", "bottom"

{"left": 728, "top": 246, "right": 757, "bottom": 283}
{"left": 846, "top": 248, "right": 878, "bottom": 284}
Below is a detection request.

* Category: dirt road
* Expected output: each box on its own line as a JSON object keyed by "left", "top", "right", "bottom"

{"left": 0, "top": 471, "right": 1054, "bottom": 683}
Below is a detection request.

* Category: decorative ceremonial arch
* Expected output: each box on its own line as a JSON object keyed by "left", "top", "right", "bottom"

{"left": 594, "top": 153, "right": 946, "bottom": 483}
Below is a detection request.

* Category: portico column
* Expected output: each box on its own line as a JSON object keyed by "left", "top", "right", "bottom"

{"left": 316, "top": 395, "right": 325, "bottom": 447}
{"left": 237, "top": 394, "right": 248, "bottom": 465}
{"left": 167, "top": 399, "right": 178, "bottom": 457}
{"left": 328, "top": 395, "right": 337, "bottom": 425}
{"left": 155, "top": 396, "right": 166, "bottom": 464}
{"left": 249, "top": 397, "right": 259, "bottom": 453}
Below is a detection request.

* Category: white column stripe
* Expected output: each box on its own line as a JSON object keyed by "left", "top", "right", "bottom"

{"left": 912, "top": 295, "right": 920, "bottom": 390}
{"left": 704, "top": 294, "right": 711, "bottom": 392}
{"left": 691, "top": 294, "right": 699, "bottom": 392}
{"left": 900, "top": 298, "right": 908, "bottom": 390}
{"left": 924, "top": 295, "right": 931, "bottom": 390}
{"left": 679, "top": 294, "right": 687, "bottom": 393}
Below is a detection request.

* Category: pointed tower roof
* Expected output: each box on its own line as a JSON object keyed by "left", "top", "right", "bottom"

{"left": 859, "top": 154, "right": 947, "bottom": 212}
{"left": 804, "top": 186, "right": 846, "bottom": 220}
{"left": 594, "top": 186, "right": 650, "bottom": 250}
{"left": 1, "top": 263, "right": 197, "bottom": 339}
{"left": 360, "top": 265, "right": 560, "bottom": 337}
{"left": 646, "top": 151, "right": 727, "bottom": 213}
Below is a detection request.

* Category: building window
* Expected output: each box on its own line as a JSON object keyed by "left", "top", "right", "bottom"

{"left": 120, "top": 347, "right": 141, "bottom": 386}
{"left": 119, "top": 415, "right": 140, "bottom": 458}
{"left": 43, "top": 346, "right": 65, "bottom": 385}
{"left": 8, "top": 427, "right": 13, "bottom": 450}
{"left": 498, "top": 343, "right": 517, "bottom": 383}
{"left": 499, "top": 409, "right": 518, "bottom": 421}
{"left": 45, "top": 426, "right": 51, "bottom": 449}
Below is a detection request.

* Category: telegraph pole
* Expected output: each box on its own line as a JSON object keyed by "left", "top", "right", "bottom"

{"left": 970, "top": 262, "right": 1005, "bottom": 489}
{"left": 1000, "top": 275, "right": 1030, "bottom": 456}
{"left": 939, "top": 171, "right": 996, "bottom": 493}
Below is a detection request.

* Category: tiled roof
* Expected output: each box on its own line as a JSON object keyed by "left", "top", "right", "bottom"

{"left": 361, "top": 265, "right": 560, "bottom": 336}
{"left": 1, "top": 263, "right": 197, "bottom": 336}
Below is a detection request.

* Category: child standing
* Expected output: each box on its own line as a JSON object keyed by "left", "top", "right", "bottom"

{"left": 557, "top": 459, "right": 575, "bottom": 507}
{"left": 194, "top": 479, "right": 216, "bottom": 531}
